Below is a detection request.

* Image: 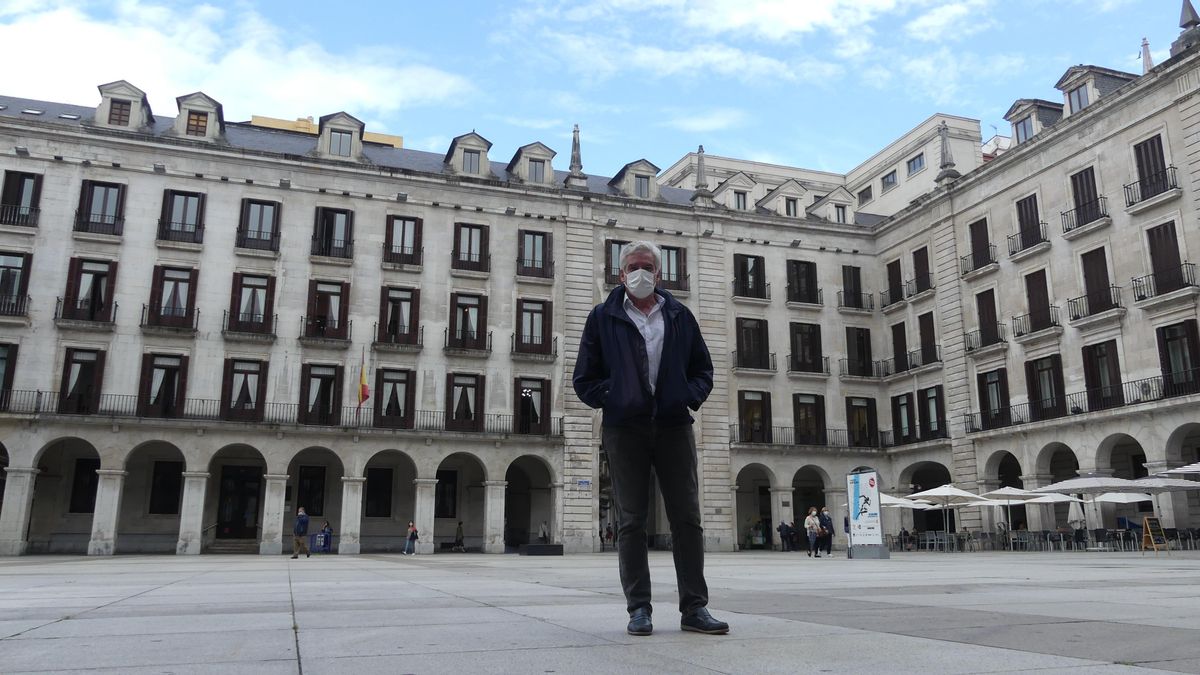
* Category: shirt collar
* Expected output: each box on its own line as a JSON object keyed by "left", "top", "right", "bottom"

{"left": 623, "top": 292, "right": 666, "bottom": 315}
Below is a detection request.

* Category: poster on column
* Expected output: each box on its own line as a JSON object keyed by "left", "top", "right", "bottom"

{"left": 846, "top": 470, "right": 882, "bottom": 546}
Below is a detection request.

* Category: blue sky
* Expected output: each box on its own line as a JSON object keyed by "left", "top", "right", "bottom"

{"left": 0, "top": 0, "right": 1181, "bottom": 176}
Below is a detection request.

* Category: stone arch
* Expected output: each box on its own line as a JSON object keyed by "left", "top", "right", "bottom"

{"left": 204, "top": 443, "right": 268, "bottom": 550}
{"left": 115, "top": 440, "right": 187, "bottom": 554}
{"left": 792, "top": 465, "right": 829, "bottom": 521}
{"left": 1096, "top": 433, "right": 1149, "bottom": 478}
{"left": 734, "top": 463, "right": 775, "bottom": 550}
{"left": 898, "top": 460, "right": 954, "bottom": 533}
{"left": 987, "top": 450, "right": 1026, "bottom": 530}
{"left": 434, "top": 452, "right": 488, "bottom": 550}
{"left": 360, "top": 449, "right": 419, "bottom": 553}
{"left": 504, "top": 455, "right": 555, "bottom": 549}
{"left": 285, "top": 446, "right": 346, "bottom": 552}
{"left": 1165, "top": 423, "right": 1200, "bottom": 467}
{"left": 27, "top": 437, "right": 102, "bottom": 554}
{"left": 1035, "top": 442, "right": 1079, "bottom": 479}
{"left": 984, "top": 450, "right": 1023, "bottom": 484}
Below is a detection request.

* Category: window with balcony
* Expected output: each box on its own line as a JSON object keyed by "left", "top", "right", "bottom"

{"left": 364, "top": 467, "right": 393, "bottom": 518}
{"left": 1140, "top": 221, "right": 1188, "bottom": 297}
{"left": 1066, "top": 167, "right": 1104, "bottom": 232}
{"left": 59, "top": 348, "right": 104, "bottom": 414}
{"left": 1067, "top": 84, "right": 1090, "bottom": 114}
{"left": 734, "top": 190, "right": 747, "bottom": 210}
{"left": 1023, "top": 269, "right": 1054, "bottom": 332}
{"left": 965, "top": 218, "right": 994, "bottom": 273}
{"left": 378, "top": 286, "right": 419, "bottom": 345}
{"left": 660, "top": 245, "right": 686, "bottom": 291}
{"left": 156, "top": 190, "right": 205, "bottom": 243}
{"left": 1, "top": 171, "right": 41, "bottom": 226}
{"left": 330, "top": 130, "right": 353, "bottom": 157}
{"left": 891, "top": 393, "right": 915, "bottom": 444}
{"left": 228, "top": 273, "right": 274, "bottom": 334}
{"left": 918, "top": 385, "right": 945, "bottom": 440}
{"left": 528, "top": 158, "right": 545, "bottom": 183}
{"left": 733, "top": 254, "right": 767, "bottom": 298}
{"left": 375, "top": 369, "right": 415, "bottom": 429}
{"left": 1157, "top": 320, "right": 1200, "bottom": 397}
{"left": 516, "top": 299, "right": 552, "bottom": 354}
{"left": 789, "top": 322, "right": 822, "bottom": 373}
{"left": 1082, "top": 340, "right": 1123, "bottom": 411}
{"left": 518, "top": 230, "right": 552, "bottom": 277}
{"left": 453, "top": 223, "right": 489, "bottom": 272}
{"left": 76, "top": 181, "right": 125, "bottom": 235}
{"left": 515, "top": 378, "right": 550, "bottom": 434}
{"left": 911, "top": 247, "right": 931, "bottom": 294}
{"left": 884, "top": 259, "right": 904, "bottom": 307}
{"left": 63, "top": 258, "right": 117, "bottom": 322}
{"left": 0, "top": 252, "right": 30, "bottom": 316}
{"left": 841, "top": 265, "right": 868, "bottom": 309}
{"left": 737, "top": 390, "right": 772, "bottom": 443}
{"left": 792, "top": 394, "right": 825, "bottom": 445}
{"left": 305, "top": 281, "right": 350, "bottom": 340}
{"left": 786, "top": 259, "right": 818, "bottom": 303}
{"left": 605, "top": 239, "right": 630, "bottom": 284}
{"left": 185, "top": 111, "right": 208, "bottom": 137}
{"left": 1025, "top": 354, "right": 1066, "bottom": 420}
{"left": 238, "top": 199, "right": 280, "bottom": 251}
{"left": 148, "top": 461, "right": 183, "bottom": 515}
{"left": 69, "top": 457, "right": 100, "bottom": 513}
{"left": 0, "top": 343, "right": 16, "bottom": 408}
{"left": 978, "top": 368, "right": 1010, "bottom": 429}
{"left": 222, "top": 359, "right": 267, "bottom": 422}
{"left": 918, "top": 312, "right": 938, "bottom": 364}
{"left": 846, "top": 397, "right": 877, "bottom": 447}
{"left": 857, "top": 186, "right": 872, "bottom": 206}
{"left": 881, "top": 170, "right": 898, "bottom": 193}
{"left": 735, "top": 318, "right": 770, "bottom": 369}
{"left": 785, "top": 197, "right": 798, "bottom": 217}
{"left": 1075, "top": 247, "right": 1116, "bottom": 318}
{"left": 1014, "top": 115, "right": 1033, "bottom": 144}
{"left": 1131, "top": 135, "right": 1172, "bottom": 203}
{"left": 385, "top": 215, "right": 422, "bottom": 265}
{"left": 446, "top": 373, "right": 485, "bottom": 432}
{"left": 108, "top": 99, "right": 131, "bottom": 126}
{"left": 1013, "top": 194, "right": 1045, "bottom": 253}
{"left": 907, "top": 153, "right": 925, "bottom": 176}
{"left": 300, "top": 364, "right": 343, "bottom": 425}
{"left": 147, "top": 266, "right": 198, "bottom": 328}
{"left": 449, "top": 293, "right": 488, "bottom": 350}
{"left": 845, "top": 326, "right": 873, "bottom": 376}
{"left": 890, "top": 322, "right": 908, "bottom": 372}
{"left": 312, "top": 207, "right": 353, "bottom": 258}
{"left": 137, "top": 354, "right": 188, "bottom": 418}
{"left": 462, "top": 149, "right": 481, "bottom": 174}
{"left": 974, "top": 289, "right": 1001, "bottom": 348}
{"left": 635, "top": 175, "right": 650, "bottom": 198}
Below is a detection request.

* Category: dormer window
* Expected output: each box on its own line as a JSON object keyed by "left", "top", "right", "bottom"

{"left": 185, "top": 111, "right": 208, "bottom": 137}
{"left": 330, "top": 130, "right": 352, "bottom": 157}
{"left": 463, "top": 149, "right": 481, "bottom": 174}
{"left": 785, "top": 198, "right": 798, "bottom": 217}
{"left": 835, "top": 205, "right": 847, "bottom": 223}
{"left": 108, "top": 100, "right": 131, "bottom": 126}
{"left": 1014, "top": 116, "right": 1033, "bottom": 144}
{"left": 1067, "top": 84, "right": 1090, "bottom": 114}
{"left": 529, "top": 159, "right": 545, "bottom": 183}
{"left": 635, "top": 175, "right": 650, "bottom": 198}
{"left": 734, "top": 191, "right": 747, "bottom": 210}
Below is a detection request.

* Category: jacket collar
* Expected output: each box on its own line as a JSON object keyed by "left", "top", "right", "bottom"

{"left": 603, "top": 285, "right": 682, "bottom": 321}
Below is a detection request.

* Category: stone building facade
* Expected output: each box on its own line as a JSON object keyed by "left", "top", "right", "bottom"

{"left": 0, "top": 6, "right": 1198, "bottom": 556}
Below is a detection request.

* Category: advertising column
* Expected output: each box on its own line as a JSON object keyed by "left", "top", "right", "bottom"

{"left": 846, "top": 469, "right": 889, "bottom": 559}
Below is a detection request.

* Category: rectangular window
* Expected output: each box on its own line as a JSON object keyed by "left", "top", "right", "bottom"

{"left": 330, "top": 130, "right": 353, "bottom": 157}
{"left": 462, "top": 149, "right": 480, "bottom": 174}
{"left": 789, "top": 322, "right": 822, "bottom": 373}
{"left": 976, "top": 289, "right": 999, "bottom": 346}
{"left": 911, "top": 246, "right": 931, "bottom": 293}
{"left": 978, "top": 368, "right": 1010, "bottom": 429}
{"left": 446, "top": 373, "right": 484, "bottom": 432}
{"left": 297, "top": 466, "right": 326, "bottom": 517}
{"left": 737, "top": 390, "right": 772, "bottom": 443}
{"left": 63, "top": 258, "right": 117, "bottom": 322}
{"left": 238, "top": 199, "right": 280, "bottom": 251}
{"left": 885, "top": 259, "right": 904, "bottom": 307}
{"left": 518, "top": 230, "right": 551, "bottom": 277}
{"left": 379, "top": 286, "right": 419, "bottom": 344}
{"left": 881, "top": 170, "right": 898, "bottom": 193}
{"left": 968, "top": 218, "right": 992, "bottom": 269}
{"left": 453, "top": 223, "right": 489, "bottom": 272}
{"left": 139, "top": 354, "right": 188, "bottom": 419}
{"left": 857, "top": 186, "right": 872, "bottom": 206}
{"left": 841, "top": 265, "right": 865, "bottom": 309}
{"left": 305, "top": 281, "right": 349, "bottom": 339}
{"left": 605, "top": 239, "right": 630, "bottom": 284}
{"left": 515, "top": 378, "right": 549, "bottom": 434}
{"left": 845, "top": 326, "right": 872, "bottom": 376}
{"left": 382, "top": 215, "right": 421, "bottom": 266}
{"left": 1068, "top": 167, "right": 1102, "bottom": 229}
{"left": 222, "top": 359, "right": 266, "bottom": 422}
{"left": 1024, "top": 269, "right": 1052, "bottom": 332}
{"left": 846, "top": 397, "right": 877, "bottom": 447}
{"left": 528, "top": 158, "right": 545, "bottom": 182}
{"left": 918, "top": 385, "right": 945, "bottom": 439}
{"left": 364, "top": 467, "right": 393, "bottom": 518}
{"left": 735, "top": 318, "right": 770, "bottom": 369}
{"left": 1080, "top": 247, "right": 1114, "bottom": 314}
{"left": 892, "top": 393, "right": 914, "bottom": 443}
{"left": 635, "top": 175, "right": 651, "bottom": 198}
{"left": 1134, "top": 134, "right": 1169, "bottom": 199}
{"left": 891, "top": 322, "right": 908, "bottom": 372}
{"left": 0, "top": 171, "right": 42, "bottom": 226}
{"left": 906, "top": 153, "right": 925, "bottom": 176}
{"left": 185, "top": 111, "right": 208, "bottom": 137}
{"left": 1025, "top": 354, "right": 1066, "bottom": 420}
{"left": 733, "top": 254, "right": 767, "bottom": 298}
{"left": 313, "top": 207, "right": 353, "bottom": 258}
{"left": 835, "top": 204, "right": 847, "bottom": 223}
{"left": 69, "top": 457, "right": 101, "bottom": 513}
{"left": 59, "top": 348, "right": 104, "bottom": 415}
{"left": 1157, "top": 320, "right": 1200, "bottom": 396}
{"left": 785, "top": 197, "right": 798, "bottom": 217}
{"left": 1014, "top": 116, "right": 1033, "bottom": 144}
{"left": 449, "top": 293, "right": 488, "bottom": 349}
{"left": 160, "top": 190, "right": 204, "bottom": 238}
{"left": 229, "top": 273, "right": 274, "bottom": 333}
{"left": 1146, "top": 221, "right": 1185, "bottom": 295}
{"left": 77, "top": 181, "right": 125, "bottom": 234}
{"left": 660, "top": 245, "right": 686, "bottom": 290}
{"left": 1015, "top": 194, "right": 1042, "bottom": 249}
{"left": 148, "top": 461, "right": 184, "bottom": 515}
{"left": 734, "top": 190, "right": 747, "bottom": 210}
{"left": 1068, "top": 84, "right": 1090, "bottom": 114}
{"left": 1082, "top": 340, "right": 1123, "bottom": 411}
{"left": 792, "top": 393, "right": 825, "bottom": 445}
{"left": 435, "top": 468, "right": 458, "bottom": 518}
{"left": 918, "top": 312, "right": 937, "bottom": 364}
{"left": 108, "top": 99, "right": 131, "bottom": 126}
{"left": 300, "top": 364, "right": 342, "bottom": 425}
{"left": 517, "top": 299, "right": 551, "bottom": 353}
{"left": 0, "top": 343, "right": 17, "bottom": 408}
{"left": 149, "top": 266, "right": 198, "bottom": 327}
{"left": 786, "top": 259, "right": 818, "bottom": 304}
{"left": 0, "top": 252, "right": 30, "bottom": 316}
{"left": 375, "top": 369, "right": 414, "bottom": 429}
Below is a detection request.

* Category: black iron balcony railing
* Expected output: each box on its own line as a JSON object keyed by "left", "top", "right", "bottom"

{"left": 512, "top": 333, "right": 557, "bottom": 357}
{"left": 517, "top": 257, "right": 555, "bottom": 279}
{"left": 882, "top": 353, "right": 909, "bottom": 376}
{"left": 1132, "top": 263, "right": 1197, "bottom": 300}
{"left": 383, "top": 244, "right": 422, "bottom": 266}
{"left": 0, "top": 390, "right": 563, "bottom": 436}
{"left": 787, "top": 354, "right": 829, "bottom": 374}
{"left": 881, "top": 424, "right": 950, "bottom": 448}
{"left": 1067, "top": 286, "right": 1122, "bottom": 320}
{"left": 880, "top": 287, "right": 905, "bottom": 308}
{"left": 444, "top": 327, "right": 492, "bottom": 352}
{"left": 311, "top": 238, "right": 353, "bottom": 258}
{"left": 56, "top": 296, "right": 116, "bottom": 323}
{"left": 785, "top": 284, "right": 822, "bottom": 304}
{"left": 966, "top": 323, "right": 1007, "bottom": 351}
{"left": 886, "top": 345, "right": 942, "bottom": 375}
{"left": 1061, "top": 196, "right": 1109, "bottom": 234}
{"left": 839, "top": 357, "right": 885, "bottom": 378}
{"left": 728, "top": 424, "right": 874, "bottom": 449}
{"left": 141, "top": 304, "right": 198, "bottom": 330}
{"left": 0, "top": 204, "right": 39, "bottom": 227}
{"left": 660, "top": 271, "right": 688, "bottom": 292}
{"left": 732, "top": 279, "right": 770, "bottom": 300}
{"left": 452, "top": 251, "right": 491, "bottom": 273}
{"left": 74, "top": 209, "right": 123, "bottom": 236}
{"left": 1124, "top": 166, "right": 1178, "bottom": 207}
{"left": 1007, "top": 222, "right": 1049, "bottom": 256}
{"left": 157, "top": 220, "right": 204, "bottom": 244}
{"left": 906, "top": 273, "right": 934, "bottom": 296}
{"left": 731, "top": 350, "right": 776, "bottom": 370}
{"left": 224, "top": 310, "right": 276, "bottom": 335}
{"left": 960, "top": 244, "right": 997, "bottom": 276}
{"left": 302, "top": 315, "right": 350, "bottom": 340}
{"left": 375, "top": 323, "right": 422, "bottom": 346}
{"left": 236, "top": 229, "right": 280, "bottom": 252}
{"left": 1012, "top": 305, "right": 1061, "bottom": 337}
{"left": 0, "top": 294, "right": 29, "bottom": 317}
{"left": 837, "top": 290, "right": 874, "bottom": 310}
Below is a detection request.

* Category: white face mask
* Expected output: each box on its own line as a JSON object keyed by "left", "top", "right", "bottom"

{"left": 624, "top": 269, "right": 657, "bottom": 299}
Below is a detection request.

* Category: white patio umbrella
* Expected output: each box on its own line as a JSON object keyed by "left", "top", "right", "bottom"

{"left": 982, "top": 486, "right": 1041, "bottom": 537}
{"left": 1093, "top": 492, "right": 1154, "bottom": 504}
{"left": 1128, "top": 478, "right": 1200, "bottom": 521}
{"left": 1067, "top": 500, "right": 1087, "bottom": 530}
{"left": 906, "top": 484, "right": 987, "bottom": 546}
{"left": 1033, "top": 475, "right": 1144, "bottom": 541}
{"left": 1026, "top": 493, "right": 1083, "bottom": 504}
{"left": 1163, "top": 462, "right": 1200, "bottom": 475}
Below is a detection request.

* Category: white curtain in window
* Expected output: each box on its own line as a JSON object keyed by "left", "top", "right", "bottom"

{"left": 384, "top": 382, "right": 404, "bottom": 416}
{"left": 240, "top": 287, "right": 263, "bottom": 320}
{"left": 326, "top": 295, "right": 340, "bottom": 325}
{"left": 150, "top": 368, "right": 166, "bottom": 403}
{"left": 454, "top": 383, "right": 473, "bottom": 419}
{"left": 308, "top": 376, "right": 322, "bottom": 410}
{"left": 162, "top": 280, "right": 187, "bottom": 314}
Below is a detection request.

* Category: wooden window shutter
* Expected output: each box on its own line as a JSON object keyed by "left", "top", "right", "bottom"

{"left": 977, "top": 373, "right": 989, "bottom": 417}
{"left": 220, "top": 359, "right": 234, "bottom": 413}
{"left": 255, "top": 360, "right": 269, "bottom": 422}
{"left": 475, "top": 374, "right": 486, "bottom": 430}
{"left": 814, "top": 395, "right": 826, "bottom": 443}
{"left": 148, "top": 266, "right": 165, "bottom": 321}
{"left": 545, "top": 232, "right": 554, "bottom": 268}
{"left": 229, "top": 272, "right": 243, "bottom": 326}
{"left": 410, "top": 289, "right": 421, "bottom": 337}
{"left": 449, "top": 292, "right": 460, "bottom": 338}
{"left": 238, "top": 198, "right": 250, "bottom": 235}
{"left": 891, "top": 396, "right": 903, "bottom": 438}
{"left": 444, "top": 372, "right": 454, "bottom": 421}
{"left": 934, "top": 385, "right": 945, "bottom": 426}
{"left": 480, "top": 225, "right": 490, "bottom": 261}
{"left": 91, "top": 350, "right": 106, "bottom": 409}
{"left": 413, "top": 218, "right": 423, "bottom": 258}
{"left": 374, "top": 368, "right": 385, "bottom": 420}
{"left": 339, "top": 282, "right": 351, "bottom": 333}
{"left": 159, "top": 190, "right": 173, "bottom": 226}
{"left": 1051, "top": 354, "right": 1066, "bottom": 414}
{"left": 196, "top": 193, "right": 207, "bottom": 229}
{"left": 543, "top": 301, "right": 553, "bottom": 351}
{"left": 137, "top": 353, "right": 154, "bottom": 416}
{"left": 0, "top": 342, "right": 16, "bottom": 394}
{"left": 331, "top": 365, "right": 344, "bottom": 419}
{"left": 1024, "top": 360, "right": 1040, "bottom": 406}
{"left": 114, "top": 184, "right": 126, "bottom": 220}
{"left": 404, "top": 370, "right": 416, "bottom": 426}
{"left": 104, "top": 260, "right": 118, "bottom": 322}
{"left": 479, "top": 295, "right": 489, "bottom": 335}
{"left": 298, "top": 363, "right": 312, "bottom": 423}
{"left": 866, "top": 398, "right": 878, "bottom": 441}
{"left": 541, "top": 377, "right": 551, "bottom": 421}
{"left": 452, "top": 223, "right": 462, "bottom": 258}
{"left": 517, "top": 230, "right": 526, "bottom": 267}
{"left": 77, "top": 180, "right": 92, "bottom": 217}
{"left": 63, "top": 258, "right": 81, "bottom": 306}
{"left": 59, "top": 348, "right": 75, "bottom": 401}
{"left": 176, "top": 355, "right": 190, "bottom": 413}
{"left": 185, "top": 269, "right": 199, "bottom": 319}
{"left": 512, "top": 377, "right": 522, "bottom": 422}
{"left": 378, "top": 287, "right": 390, "bottom": 341}
{"left": 345, "top": 210, "right": 355, "bottom": 246}
{"left": 263, "top": 276, "right": 276, "bottom": 327}
{"left": 306, "top": 280, "right": 319, "bottom": 322}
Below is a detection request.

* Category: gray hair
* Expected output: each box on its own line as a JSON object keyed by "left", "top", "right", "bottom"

{"left": 618, "top": 240, "right": 662, "bottom": 272}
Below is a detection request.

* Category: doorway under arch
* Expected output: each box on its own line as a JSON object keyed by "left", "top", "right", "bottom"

{"left": 504, "top": 455, "right": 555, "bottom": 550}
{"left": 116, "top": 441, "right": 186, "bottom": 554}
{"left": 902, "top": 461, "right": 953, "bottom": 533}
{"left": 27, "top": 437, "right": 101, "bottom": 554}
{"left": 361, "top": 449, "right": 418, "bottom": 552}
{"left": 734, "top": 464, "right": 775, "bottom": 550}
{"left": 434, "top": 453, "right": 487, "bottom": 551}
{"left": 205, "top": 444, "right": 267, "bottom": 552}
{"left": 285, "top": 447, "right": 345, "bottom": 553}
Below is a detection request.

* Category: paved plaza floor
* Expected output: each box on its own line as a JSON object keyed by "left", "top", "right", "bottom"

{"left": 1, "top": 550, "right": 1200, "bottom": 674}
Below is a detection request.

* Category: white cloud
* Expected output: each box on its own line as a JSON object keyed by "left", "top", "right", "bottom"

{"left": 662, "top": 108, "right": 748, "bottom": 133}
{"left": 491, "top": 115, "right": 567, "bottom": 130}
{"left": 905, "top": 0, "right": 994, "bottom": 43}
{"left": 0, "top": 2, "right": 473, "bottom": 128}
{"left": 897, "top": 47, "right": 1026, "bottom": 105}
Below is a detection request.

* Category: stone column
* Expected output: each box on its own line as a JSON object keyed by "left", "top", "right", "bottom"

{"left": 338, "top": 476, "right": 365, "bottom": 555}
{"left": 413, "top": 477, "right": 437, "bottom": 554}
{"left": 1144, "top": 461, "right": 1182, "bottom": 528}
{"left": 1019, "top": 474, "right": 1053, "bottom": 532}
{"left": 259, "top": 474, "right": 288, "bottom": 555}
{"left": 483, "top": 480, "right": 507, "bottom": 553}
{"left": 769, "top": 486, "right": 792, "bottom": 550}
{"left": 728, "top": 484, "right": 740, "bottom": 550}
{"left": 87, "top": 469, "right": 127, "bottom": 556}
{"left": 825, "top": 488, "right": 848, "bottom": 551}
{"left": 176, "top": 471, "right": 209, "bottom": 555}
{"left": 0, "top": 467, "right": 38, "bottom": 556}
{"left": 550, "top": 482, "right": 564, "bottom": 544}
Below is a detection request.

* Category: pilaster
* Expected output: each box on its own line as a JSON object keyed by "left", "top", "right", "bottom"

{"left": 413, "top": 477, "right": 437, "bottom": 554}
{"left": 259, "top": 474, "right": 288, "bottom": 555}
{"left": 338, "top": 476, "right": 366, "bottom": 554}
{"left": 87, "top": 469, "right": 127, "bottom": 556}
{"left": 768, "top": 486, "right": 792, "bottom": 550}
{"left": 0, "top": 467, "right": 39, "bottom": 556}
{"left": 483, "top": 480, "right": 507, "bottom": 553}
{"left": 176, "top": 471, "right": 209, "bottom": 555}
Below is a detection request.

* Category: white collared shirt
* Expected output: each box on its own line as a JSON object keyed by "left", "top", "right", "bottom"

{"left": 623, "top": 293, "right": 666, "bottom": 394}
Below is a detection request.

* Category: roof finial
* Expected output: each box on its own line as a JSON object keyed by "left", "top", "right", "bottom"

{"left": 690, "top": 144, "right": 715, "bottom": 207}
{"left": 1184, "top": 0, "right": 1200, "bottom": 29}
{"left": 565, "top": 123, "right": 588, "bottom": 189}
{"left": 1142, "top": 38, "right": 1154, "bottom": 74}
{"left": 935, "top": 121, "right": 961, "bottom": 184}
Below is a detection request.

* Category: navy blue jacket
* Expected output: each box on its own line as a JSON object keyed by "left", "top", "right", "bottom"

{"left": 573, "top": 286, "right": 713, "bottom": 427}
{"left": 293, "top": 513, "right": 309, "bottom": 536}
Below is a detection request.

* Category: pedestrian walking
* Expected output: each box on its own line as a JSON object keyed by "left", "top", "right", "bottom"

{"left": 605, "top": 524, "right": 615, "bottom": 549}
{"left": 776, "top": 520, "right": 791, "bottom": 552}
{"left": 403, "top": 520, "right": 418, "bottom": 555}
{"left": 453, "top": 521, "right": 465, "bottom": 552}
{"left": 573, "top": 241, "right": 728, "bottom": 637}
{"left": 819, "top": 506, "right": 834, "bottom": 555}
{"left": 804, "top": 507, "right": 822, "bottom": 558}
{"left": 538, "top": 520, "right": 550, "bottom": 544}
{"left": 291, "top": 507, "right": 310, "bottom": 559}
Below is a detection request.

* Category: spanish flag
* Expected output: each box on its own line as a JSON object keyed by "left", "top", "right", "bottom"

{"left": 357, "top": 346, "right": 370, "bottom": 407}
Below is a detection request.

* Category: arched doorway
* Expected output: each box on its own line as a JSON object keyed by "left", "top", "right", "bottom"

{"left": 28, "top": 438, "right": 101, "bottom": 554}
{"left": 285, "top": 447, "right": 345, "bottom": 553}
{"left": 902, "top": 461, "right": 953, "bottom": 533}
{"left": 504, "top": 455, "right": 554, "bottom": 550}
{"left": 434, "top": 453, "right": 486, "bottom": 551}
{"left": 792, "top": 466, "right": 826, "bottom": 524}
{"left": 990, "top": 451, "right": 1026, "bottom": 529}
{"left": 205, "top": 444, "right": 267, "bottom": 553}
{"left": 1038, "top": 442, "right": 1079, "bottom": 527}
{"left": 361, "top": 449, "right": 418, "bottom": 553}
{"left": 1166, "top": 424, "right": 1200, "bottom": 528}
{"left": 734, "top": 464, "right": 775, "bottom": 550}
{"left": 1098, "top": 433, "right": 1151, "bottom": 528}
{"left": 116, "top": 441, "right": 186, "bottom": 554}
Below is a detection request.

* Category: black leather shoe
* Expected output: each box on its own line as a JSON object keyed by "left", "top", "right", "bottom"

{"left": 627, "top": 608, "right": 653, "bottom": 636}
{"left": 681, "top": 608, "right": 729, "bottom": 635}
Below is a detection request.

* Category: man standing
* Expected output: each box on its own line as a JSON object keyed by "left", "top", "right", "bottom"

{"left": 291, "top": 507, "right": 310, "bottom": 559}
{"left": 818, "top": 506, "right": 834, "bottom": 556}
{"left": 573, "top": 241, "right": 729, "bottom": 637}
